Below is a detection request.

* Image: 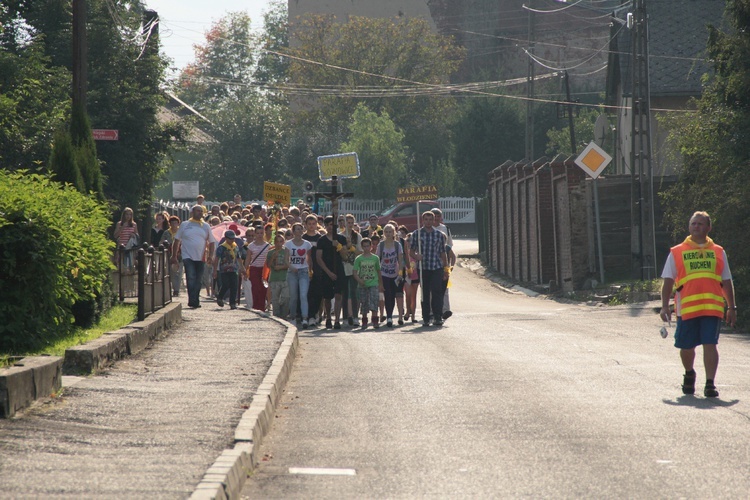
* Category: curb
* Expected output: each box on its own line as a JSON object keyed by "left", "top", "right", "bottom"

{"left": 62, "top": 302, "right": 182, "bottom": 375}
{"left": 0, "top": 302, "right": 182, "bottom": 418}
{"left": 190, "top": 313, "right": 299, "bottom": 500}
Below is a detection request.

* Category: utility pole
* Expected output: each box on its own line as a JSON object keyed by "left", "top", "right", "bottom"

{"left": 72, "top": 0, "right": 87, "bottom": 112}
{"left": 630, "top": 0, "right": 656, "bottom": 280}
{"left": 564, "top": 70, "right": 576, "bottom": 155}
{"left": 525, "top": 0, "right": 535, "bottom": 161}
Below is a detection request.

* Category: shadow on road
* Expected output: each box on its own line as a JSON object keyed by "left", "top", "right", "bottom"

{"left": 662, "top": 395, "right": 740, "bottom": 409}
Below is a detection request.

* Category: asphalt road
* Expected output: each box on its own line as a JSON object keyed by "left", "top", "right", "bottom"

{"left": 243, "top": 239, "right": 750, "bottom": 498}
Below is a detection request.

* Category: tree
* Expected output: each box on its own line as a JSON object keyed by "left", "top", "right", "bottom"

{"left": 176, "top": 11, "right": 257, "bottom": 110}
{"left": 287, "top": 14, "right": 464, "bottom": 177}
{"left": 182, "top": 92, "right": 284, "bottom": 200}
{"left": 49, "top": 126, "right": 84, "bottom": 190}
{"left": 660, "top": 0, "right": 750, "bottom": 323}
{"left": 254, "top": 0, "right": 289, "bottom": 89}
{"left": 340, "top": 103, "right": 408, "bottom": 199}
{"left": 450, "top": 96, "right": 525, "bottom": 196}
{"left": 70, "top": 101, "right": 103, "bottom": 197}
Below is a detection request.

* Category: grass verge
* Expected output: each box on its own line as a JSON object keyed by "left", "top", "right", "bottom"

{"left": 0, "top": 304, "right": 137, "bottom": 368}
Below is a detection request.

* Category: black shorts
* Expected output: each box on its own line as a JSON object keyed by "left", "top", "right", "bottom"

{"left": 320, "top": 274, "right": 345, "bottom": 299}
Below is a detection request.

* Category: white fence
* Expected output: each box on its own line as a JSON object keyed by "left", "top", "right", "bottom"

{"left": 439, "top": 197, "right": 476, "bottom": 224}
{"left": 320, "top": 199, "right": 385, "bottom": 222}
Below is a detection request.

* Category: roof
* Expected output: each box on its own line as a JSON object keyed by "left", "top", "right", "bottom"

{"left": 607, "top": 0, "right": 727, "bottom": 101}
{"left": 158, "top": 92, "right": 216, "bottom": 144}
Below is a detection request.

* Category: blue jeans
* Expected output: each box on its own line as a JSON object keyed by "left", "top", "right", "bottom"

{"left": 183, "top": 259, "right": 205, "bottom": 307}
{"left": 287, "top": 269, "right": 310, "bottom": 320}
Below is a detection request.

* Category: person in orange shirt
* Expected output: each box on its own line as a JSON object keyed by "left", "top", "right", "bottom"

{"left": 660, "top": 211, "right": 736, "bottom": 398}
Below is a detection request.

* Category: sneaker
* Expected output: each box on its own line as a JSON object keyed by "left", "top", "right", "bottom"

{"left": 682, "top": 370, "right": 696, "bottom": 395}
{"left": 361, "top": 315, "right": 368, "bottom": 328}
{"left": 398, "top": 317, "right": 404, "bottom": 326}
{"left": 230, "top": 304, "right": 237, "bottom": 310}
{"left": 348, "top": 317, "right": 354, "bottom": 326}
{"left": 217, "top": 298, "right": 224, "bottom": 307}
{"left": 326, "top": 319, "right": 333, "bottom": 329}
{"left": 373, "top": 322, "right": 381, "bottom": 329}
{"left": 387, "top": 318, "right": 393, "bottom": 327}
{"left": 442, "top": 310, "right": 453, "bottom": 320}
{"left": 334, "top": 321, "right": 341, "bottom": 330}
{"left": 352, "top": 317, "right": 360, "bottom": 326}
{"left": 704, "top": 380, "right": 719, "bottom": 398}
{"left": 301, "top": 319, "right": 309, "bottom": 329}
{"left": 423, "top": 319, "right": 431, "bottom": 326}
{"left": 412, "top": 316, "right": 418, "bottom": 324}
{"left": 433, "top": 320, "right": 444, "bottom": 327}
{"left": 380, "top": 315, "right": 386, "bottom": 322}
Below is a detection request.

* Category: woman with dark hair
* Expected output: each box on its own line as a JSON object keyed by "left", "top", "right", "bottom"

{"left": 151, "top": 211, "right": 169, "bottom": 246}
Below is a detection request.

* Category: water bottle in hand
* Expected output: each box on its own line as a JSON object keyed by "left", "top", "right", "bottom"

{"left": 660, "top": 321, "right": 671, "bottom": 339}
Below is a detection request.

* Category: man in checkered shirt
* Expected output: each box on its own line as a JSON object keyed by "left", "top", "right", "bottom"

{"left": 410, "top": 211, "right": 450, "bottom": 326}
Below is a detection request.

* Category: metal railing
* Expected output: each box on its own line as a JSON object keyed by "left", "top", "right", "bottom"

{"left": 113, "top": 243, "right": 173, "bottom": 321}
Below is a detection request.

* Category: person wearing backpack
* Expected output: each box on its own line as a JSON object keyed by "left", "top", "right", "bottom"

{"left": 377, "top": 224, "right": 405, "bottom": 327}
{"left": 213, "top": 230, "right": 245, "bottom": 309}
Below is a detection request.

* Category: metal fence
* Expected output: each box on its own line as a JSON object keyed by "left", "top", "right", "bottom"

{"left": 113, "top": 243, "right": 173, "bottom": 321}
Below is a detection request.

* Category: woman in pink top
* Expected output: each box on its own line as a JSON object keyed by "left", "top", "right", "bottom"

{"left": 114, "top": 207, "right": 139, "bottom": 247}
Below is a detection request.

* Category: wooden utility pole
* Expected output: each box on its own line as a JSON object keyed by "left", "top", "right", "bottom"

{"left": 525, "top": 0, "right": 535, "bottom": 161}
{"left": 630, "top": 0, "right": 656, "bottom": 280}
{"left": 72, "top": 0, "right": 87, "bottom": 111}
{"left": 564, "top": 71, "right": 576, "bottom": 155}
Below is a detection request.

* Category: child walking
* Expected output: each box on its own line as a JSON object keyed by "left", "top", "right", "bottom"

{"left": 353, "top": 238, "right": 383, "bottom": 329}
{"left": 213, "top": 230, "right": 245, "bottom": 309}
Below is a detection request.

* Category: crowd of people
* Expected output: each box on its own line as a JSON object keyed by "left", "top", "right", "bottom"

{"left": 119, "top": 194, "right": 456, "bottom": 329}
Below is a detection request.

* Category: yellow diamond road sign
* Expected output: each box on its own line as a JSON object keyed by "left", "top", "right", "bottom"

{"left": 574, "top": 141, "right": 612, "bottom": 179}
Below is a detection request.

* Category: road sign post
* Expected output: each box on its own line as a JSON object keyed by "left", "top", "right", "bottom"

{"left": 575, "top": 141, "right": 613, "bottom": 285}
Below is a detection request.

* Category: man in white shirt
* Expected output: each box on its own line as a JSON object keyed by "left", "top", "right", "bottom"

{"left": 431, "top": 208, "right": 454, "bottom": 320}
{"left": 172, "top": 205, "right": 217, "bottom": 308}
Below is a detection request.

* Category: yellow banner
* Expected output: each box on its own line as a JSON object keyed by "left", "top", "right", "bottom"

{"left": 396, "top": 185, "right": 438, "bottom": 203}
{"left": 263, "top": 181, "right": 291, "bottom": 205}
{"left": 317, "top": 152, "right": 360, "bottom": 180}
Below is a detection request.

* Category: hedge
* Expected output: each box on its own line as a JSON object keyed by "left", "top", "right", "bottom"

{"left": 0, "top": 170, "right": 114, "bottom": 353}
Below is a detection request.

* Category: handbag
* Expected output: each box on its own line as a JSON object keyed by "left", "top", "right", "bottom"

{"left": 243, "top": 279, "right": 253, "bottom": 309}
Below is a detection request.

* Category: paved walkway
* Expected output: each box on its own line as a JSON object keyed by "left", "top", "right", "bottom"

{"left": 0, "top": 294, "right": 286, "bottom": 498}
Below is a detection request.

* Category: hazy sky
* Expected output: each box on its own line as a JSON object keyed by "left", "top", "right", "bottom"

{"left": 144, "top": 0, "right": 276, "bottom": 74}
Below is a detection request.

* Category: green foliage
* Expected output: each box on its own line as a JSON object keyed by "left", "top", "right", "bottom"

{"left": 49, "top": 127, "right": 84, "bottom": 190}
{"left": 287, "top": 14, "right": 464, "bottom": 177}
{"left": 254, "top": 0, "right": 289, "bottom": 89}
{"left": 0, "top": 171, "right": 115, "bottom": 354}
{"left": 660, "top": 0, "right": 750, "bottom": 324}
{"left": 0, "top": 38, "right": 70, "bottom": 170}
{"left": 176, "top": 11, "right": 258, "bottom": 110}
{"left": 546, "top": 107, "right": 609, "bottom": 158}
{"left": 340, "top": 103, "right": 408, "bottom": 199}
{"left": 450, "top": 96, "right": 525, "bottom": 196}
{"left": 182, "top": 93, "right": 284, "bottom": 200}
{"left": 70, "top": 101, "right": 103, "bottom": 198}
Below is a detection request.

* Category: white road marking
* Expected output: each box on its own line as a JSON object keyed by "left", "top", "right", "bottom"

{"left": 289, "top": 467, "right": 357, "bottom": 476}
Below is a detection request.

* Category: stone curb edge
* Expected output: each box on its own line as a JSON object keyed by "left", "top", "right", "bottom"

{"left": 0, "top": 302, "right": 182, "bottom": 419}
{"left": 190, "top": 313, "right": 299, "bottom": 500}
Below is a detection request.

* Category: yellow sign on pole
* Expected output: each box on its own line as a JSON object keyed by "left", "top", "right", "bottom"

{"left": 263, "top": 181, "right": 291, "bottom": 205}
{"left": 574, "top": 141, "right": 612, "bottom": 179}
{"left": 317, "top": 152, "right": 360, "bottom": 181}
{"left": 396, "top": 185, "right": 438, "bottom": 203}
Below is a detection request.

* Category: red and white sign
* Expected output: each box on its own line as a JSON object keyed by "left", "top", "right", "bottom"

{"left": 92, "top": 129, "right": 119, "bottom": 141}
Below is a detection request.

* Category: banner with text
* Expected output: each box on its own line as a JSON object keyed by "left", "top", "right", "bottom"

{"left": 263, "top": 181, "right": 292, "bottom": 205}
{"left": 396, "top": 185, "right": 438, "bottom": 203}
{"left": 317, "top": 152, "right": 360, "bottom": 181}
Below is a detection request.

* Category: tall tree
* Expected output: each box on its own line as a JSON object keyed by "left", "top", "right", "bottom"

{"left": 254, "top": 0, "right": 289, "bottom": 89}
{"left": 176, "top": 11, "right": 257, "bottom": 110}
{"left": 661, "top": 0, "right": 750, "bottom": 323}
{"left": 287, "top": 14, "right": 464, "bottom": 177}
{"left": 340, "top": 103, "right": 408, "bottom": 199}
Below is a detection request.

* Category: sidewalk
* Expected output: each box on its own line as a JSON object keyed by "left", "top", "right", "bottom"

{"left": 0, "top": 294, "right": 289, "bottom": 498}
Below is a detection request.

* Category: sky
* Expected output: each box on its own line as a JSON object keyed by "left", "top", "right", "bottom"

{"left": 143, "top": 0, "right": 276, "bottom": 75}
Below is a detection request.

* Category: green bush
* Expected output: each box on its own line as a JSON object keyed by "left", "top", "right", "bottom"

{"left": 0, "top": 170, "right": 114, "bottom": 353}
